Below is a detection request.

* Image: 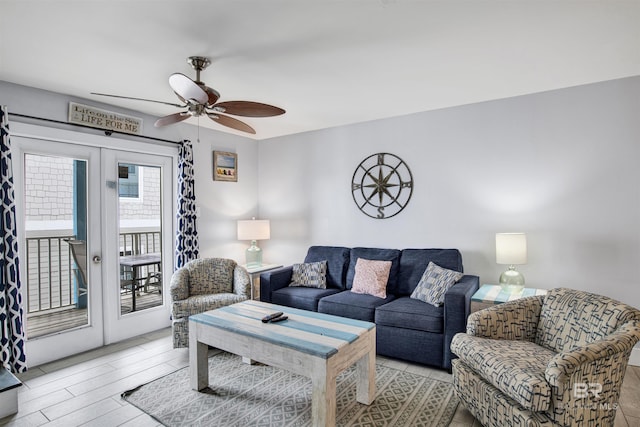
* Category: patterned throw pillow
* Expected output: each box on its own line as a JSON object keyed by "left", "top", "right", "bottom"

{"left": 289, "top": 261, "right": 327, "bottom": 289}
{"left": 411, "top": 261, "right": 463, "bottom": 306}
{"left": 351, "top": 258, "right": 392, "bottom": 299}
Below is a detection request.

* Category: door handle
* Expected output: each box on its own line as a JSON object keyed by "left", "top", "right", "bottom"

{"left": 92, "top": 255, "right": 102, "bottom": 263}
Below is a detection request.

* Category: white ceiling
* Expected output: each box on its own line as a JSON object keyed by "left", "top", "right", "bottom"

{"left": 1, "top": 1, "right": 639, "bottom": 140}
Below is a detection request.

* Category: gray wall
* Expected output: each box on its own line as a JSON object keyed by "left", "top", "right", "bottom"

{"left": 4, "top": 76, "right": 640, "bottom": 349}
{"left": 258, "top": 76, "right": 640, "bottom": 313}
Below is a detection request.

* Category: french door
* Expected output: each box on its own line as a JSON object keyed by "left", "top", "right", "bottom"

{"left": 102, "top": 149, "right": 174, "bottom": 343}
{"left": 12, "top": 123, "right": 175, "bottom": 366}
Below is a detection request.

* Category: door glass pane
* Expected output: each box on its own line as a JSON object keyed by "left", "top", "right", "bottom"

{"left": 24, "top": 154, "right": 89, "bottom": 338}
{"left": 118, "top": 163, "right": 163, "bottom": 314}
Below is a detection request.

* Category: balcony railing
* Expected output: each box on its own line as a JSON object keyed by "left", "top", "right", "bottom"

{"left": 25, "top": 234, "right": 76, "bottom": 313}
{"left": 120, "top": 231, "right": 161, "bottom": 255}
{"left": 25, "top": 230, "right": 161, "bottom": 315}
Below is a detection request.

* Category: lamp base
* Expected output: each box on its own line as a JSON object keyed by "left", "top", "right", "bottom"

{"left": 245, "top": 240, "right": 263, "bottom": 268}
{"left": 499, "top": 265, "right": 524, "bottom": 293}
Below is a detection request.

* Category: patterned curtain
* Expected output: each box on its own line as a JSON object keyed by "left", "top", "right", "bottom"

{"left": 0, "top": 106, "right": 27, "bottom": 373}
{"left": 175, "top": 140, "right": 199, "bottom": 269}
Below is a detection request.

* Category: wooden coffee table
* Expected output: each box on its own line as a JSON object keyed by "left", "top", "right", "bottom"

{"left": 189, "top": 300, "right": 376, "bottom": 427}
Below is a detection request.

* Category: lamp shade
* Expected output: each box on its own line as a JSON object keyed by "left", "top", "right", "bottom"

{"left": 496, "top": 233, "right": 527, "bottom": 265}
{"left": 237, "top": 219, "right": 270, "bottom": 241}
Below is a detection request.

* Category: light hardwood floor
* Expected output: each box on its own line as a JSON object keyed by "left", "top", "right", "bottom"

{"left": 2, "top": 328, "right": 639, "bottom": 426}
{"left": 27, "top": 292, "right": 163, "bottom": 339}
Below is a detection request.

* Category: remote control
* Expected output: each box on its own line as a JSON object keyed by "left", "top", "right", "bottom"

{"left": 261, "top": 312, "right": 284, "bottom": 323}
{"left": 270, "top": 315, "right": 288, "bottom": 323}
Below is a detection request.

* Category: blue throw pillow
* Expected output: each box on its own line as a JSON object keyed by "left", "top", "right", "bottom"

{"left": 289, "top": 260, "right": 327, "bottom": 289}
{"left": 410, "top": 262, "right": 463, "bottom": 306}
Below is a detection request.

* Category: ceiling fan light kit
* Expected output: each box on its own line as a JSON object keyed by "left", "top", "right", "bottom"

{"left": 92, "top": 56, "right": 285, "bottom": 134}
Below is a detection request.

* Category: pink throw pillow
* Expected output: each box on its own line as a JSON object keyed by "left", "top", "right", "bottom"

{"left": 351, "top": 258, "right": 392, "bottom": 299}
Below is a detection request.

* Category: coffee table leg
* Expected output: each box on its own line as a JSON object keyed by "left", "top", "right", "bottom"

{"left": 242, "top": 356, "right": 256, "bottom": 365}
{"left": 189, "top": 325, "right": 209, "bottom": 391}
{"left": 312, "top": 368, "right": 336, "bottom": 427}
{"left": 356, "top": 338, "right": 376, "bottom": 404}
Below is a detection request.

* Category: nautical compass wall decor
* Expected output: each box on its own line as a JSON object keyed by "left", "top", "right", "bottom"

{"left": 351, "top": 153, "right": 414, "bottom": 219}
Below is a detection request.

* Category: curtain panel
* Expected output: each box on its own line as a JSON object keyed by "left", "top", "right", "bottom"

{"left": 175, "top": 140, "right": 199, "bottom": 269}
{"left": 0, "top": 106, "right": 27, "bottom": 373}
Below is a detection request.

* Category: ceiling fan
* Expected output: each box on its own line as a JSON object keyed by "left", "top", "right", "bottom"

{"left": 91, "top": 56, "right": 285, "bottom": 134}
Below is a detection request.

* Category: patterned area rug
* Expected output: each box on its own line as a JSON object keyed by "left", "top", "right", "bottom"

{"left": 122, "top": 352, "right": 458, "bottom": 426}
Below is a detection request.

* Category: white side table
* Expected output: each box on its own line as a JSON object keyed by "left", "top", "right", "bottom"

{"left": 242, "top": 263, "right": 283, "bottom": 300}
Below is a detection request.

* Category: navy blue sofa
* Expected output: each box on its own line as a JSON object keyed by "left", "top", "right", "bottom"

{"left": 260, "top": 246, "right": 479, "bottom": 370}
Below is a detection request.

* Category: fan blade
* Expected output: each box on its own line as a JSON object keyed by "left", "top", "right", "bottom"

{"left": 154, "top": 112, "right": 191, "bottom": 127}
{"left": 91, "top": 92, "right": 184, "bottom": 108}
{"left": 212, "top": 101, "right": 285, "bottom": 117}
{"left": 207, "top": 113, "right": 256, "bottom": 134}
{"left": 168, "top": 73, "right": 208, "bottom": 105}
{"left": 174, "top": 92, "right": 187, "bottom": 104}
{"left": 201, "top": 85, "right": 220, "bottom": 107}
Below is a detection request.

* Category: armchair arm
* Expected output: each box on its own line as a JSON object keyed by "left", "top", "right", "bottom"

{"left": 443, "top": 274, "right": 479, "bottom": 370}
{"left": 169, "top": 267, "right": 190, "bottom": 302}
{"left": 259, "top": 266, "right": 293, "bottom": 303}
{"left": 233, "top": 265, "right": 251, "bottom": 298}
{"left": 466, "top": 295, "right": 544, "bottom": 341}
{"left": 546, "top": 321, "right": 640, "bottom": 387}
{"left": 544, "top": 321, "right": 640, "bottom": 423}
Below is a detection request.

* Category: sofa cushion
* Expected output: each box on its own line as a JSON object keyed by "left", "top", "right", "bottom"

{"left": 272, "top": 286, "right": 342, "bottom": 312}
{"left": 410, "top": 262, "right": 463, "bottom": 307}
{"left": 346, "top": 248, "right": 401, "bottom": 294}
{"left": 290, "top": 260, "right": 327, "bottom": 289}
{"left": 318, "top": 290, "right": 395, "bottom": 322}
{"left": 351, "top": 258, "right": 392, "bottom": 298}
{"left": 397, "top": 249, "right": 463, "bottom": 296}
{"left": 304, "top": 246, "right": 350, "bottom": 290}
{"left": 375, "top": 297, "right": 443, "bottom": 333}
{"left": 451, "top": 334, "right": 555, "bottom": 412}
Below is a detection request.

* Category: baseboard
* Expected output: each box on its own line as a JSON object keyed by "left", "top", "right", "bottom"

{"left": 630, "top": 346, "right": 640, "bottom": 367}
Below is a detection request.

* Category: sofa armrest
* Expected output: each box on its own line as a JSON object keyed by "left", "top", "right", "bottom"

{"left": 443, "top": 274, "right": 480, "bottom": 370}
{"left": 233, "top": 265, "right": 251, "bottom": 298}
{"left": 169, "top": 267, "right": 190, "bottom": 303}
{"left": 259, "top": 266, "right": 293, "bottom": 303}
{"left": 466, "top": 295, "right": 544, "bottom": 341}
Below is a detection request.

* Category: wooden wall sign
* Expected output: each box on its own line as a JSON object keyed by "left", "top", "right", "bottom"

{"left": 68, "top": 102, "right": 143, "bottom": 135}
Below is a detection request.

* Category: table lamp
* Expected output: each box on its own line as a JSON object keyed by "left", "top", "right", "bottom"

{"left": 237, "top": 218, "right": 270, "bottom": 268}
{"left": 496, "top": 232, "right": 527, "bottom": 292}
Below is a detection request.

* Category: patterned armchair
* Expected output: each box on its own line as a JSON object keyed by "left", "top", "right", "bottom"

{"left": 451, "top": 287, "right": 640, "bottom": 427}
{"left": 170, "top": 258, "right": 251, "bottom": 348}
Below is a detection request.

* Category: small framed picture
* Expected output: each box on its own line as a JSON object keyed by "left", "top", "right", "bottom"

{"left": 213, "top": 151, "right": 238, "bottom": 182}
